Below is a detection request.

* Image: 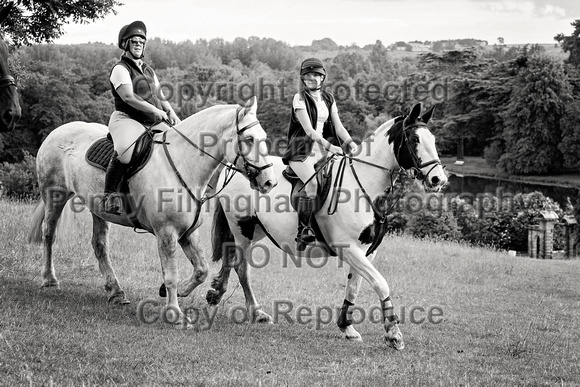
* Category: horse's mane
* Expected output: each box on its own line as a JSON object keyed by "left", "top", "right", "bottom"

{"left": 176, "top": 103, "right": 238, "bottom": 133}
{"left": 385, "top": 116, "right": 406, "bottom": 145}
{"left": 362, "top": 116, "right": 404, "bottom": 143}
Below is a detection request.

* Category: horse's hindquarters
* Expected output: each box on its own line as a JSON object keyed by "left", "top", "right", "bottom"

{"left": 36, "top": 122, "right": 109, "bottom": 204}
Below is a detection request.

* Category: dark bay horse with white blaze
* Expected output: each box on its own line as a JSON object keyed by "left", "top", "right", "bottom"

{"left": 0, "top": 3, "right": 21, "bottom": 132}
{"left": 208, "top": 103, "right": 447, "bottom": 349}
{"left": 28, "top": 98, "right": 277, "bottom": 327}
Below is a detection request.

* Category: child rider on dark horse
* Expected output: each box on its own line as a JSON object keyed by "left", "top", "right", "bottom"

{"left": 282, "top": 58, "right": 358, "bottom": 251}
{"left": 103, "top": 20, "right": 181, "bottom": 215}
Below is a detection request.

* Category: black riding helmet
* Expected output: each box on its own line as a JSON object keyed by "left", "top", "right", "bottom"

{"left": 300, "top": 57, "right": 326, "bottom": 77}
{"left": 118, "top": 20, "right": 147, "bottom": 54}
{"left": 300, "top": 57, "right": 326, "bottom": 90}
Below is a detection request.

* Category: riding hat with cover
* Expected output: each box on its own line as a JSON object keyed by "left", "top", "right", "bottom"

{"left": 118, "top": 21, "right": 147, "bottom": 50}
{"left": 300, "top": 57, "right": 326, "bottom": 77}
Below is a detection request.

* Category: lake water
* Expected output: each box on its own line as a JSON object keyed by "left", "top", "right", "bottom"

{"left": 445, "top": 174, "right": 579, "bottom": 210}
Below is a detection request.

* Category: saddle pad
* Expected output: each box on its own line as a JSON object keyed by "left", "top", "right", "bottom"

{"left": 281, "top": 162, "right": 337, "bottom": 256}
{"left": 282, "top": 163, "right": 333, "bottom": 213}
{"left": 85, "top": 132, "right": 155, "bottom": 179}
{"left": 86, "top": 136, "right": 114, "bottom": 171}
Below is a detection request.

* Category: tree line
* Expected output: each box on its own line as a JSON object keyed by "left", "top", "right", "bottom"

{"left": 2, "top": 21, "right": 580, "bottom": 177}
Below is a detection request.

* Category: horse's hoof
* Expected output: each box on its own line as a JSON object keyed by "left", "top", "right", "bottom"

{"left": 384, "top": 323, "right": 405, "bottom": 350}
{"left": 41, "top": 280, "right": 60, "bottom": 288}
{"left": 341, "top": 325, "right": 363, "bottom": 342}
{"left": 384, "top": 336, "right": 405, "bottom": 350}
{"left": 206, "top": 289, "right": 222, "bottom": 305}
{"left": 253, "top": 309, "right": 273, "bottom": 324}
{"left": 159, "top": 283, "right": 166, "bottom": 298}
{"left": 108, "top": 293, "right": 131, "bottom": 305}
{"left": 174, "top": 319, "right": 195, "bottom": 330}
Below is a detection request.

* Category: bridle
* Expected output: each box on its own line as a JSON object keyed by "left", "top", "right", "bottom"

{"left": 397, "top": 122, "right": 442, "bottom": 184}
{"left": 155, "top": 107, "right": 273, "bottom": 237}
{"left": 0, "top": 75, "right": 16, "bottom": 90}
{"left": 0, "top": 37, "right": 17, "bottom": 91}
{"left": 328, "top": 117, "right": 443, "bottom": 218}
{"left": 231, "top": 106, "right": 273, "bottom": 181}
{"left": 160, "top": 106, "right": 272, "bottom": 202}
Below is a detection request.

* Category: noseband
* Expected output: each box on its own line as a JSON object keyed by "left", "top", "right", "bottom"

{"left": 398, "top": 122, "right": 441, "bottom": 184}
{"left": 233, "top": 107, "right": 273, "bottom": 180}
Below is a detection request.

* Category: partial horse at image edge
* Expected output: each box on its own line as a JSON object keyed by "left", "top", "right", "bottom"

{"left": 0, "top": 2, "right": 21, "bottom": 132}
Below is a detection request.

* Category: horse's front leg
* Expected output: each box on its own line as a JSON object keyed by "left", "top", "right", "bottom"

{"left": 175, "top": 229, "right": 208, "bottom": 297}
{"left": 341, "top": 248, "right": 404, "bottom": 350}
{"left": 337, "top": 252, "right": 379, "bottom": 342}
{"left": 91, "top": 214, "right": 129, "bottom": 304}
{"left": 156, "top": 228, "right": 191, "bottom": 328}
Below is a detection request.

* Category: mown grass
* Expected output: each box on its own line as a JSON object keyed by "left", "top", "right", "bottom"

{"left": 1, "top": 199, "right": 579, "bottom": 386}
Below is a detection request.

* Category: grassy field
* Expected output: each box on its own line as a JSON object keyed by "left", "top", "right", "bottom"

{"left": 1, "top": 199, "right": 579, "bottom": 386}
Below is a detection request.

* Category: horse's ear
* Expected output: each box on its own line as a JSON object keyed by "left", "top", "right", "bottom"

{"left": 240, "top": 96, "right": 258, "bottom": 119}
{"left": 0, "top": 2, "right": 14, "bottom": 25}
{"left": 404, "top": 103, "right": 422, "bottom": 126}
{"left": 420, "top": 106, "right": 434, "bottom": 124}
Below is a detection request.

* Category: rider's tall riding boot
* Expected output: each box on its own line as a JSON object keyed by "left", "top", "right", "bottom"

{"left": 103, "top": 153, "right": 129, "bottom": 215}
{"left": 296, "top": 196, "right": 316, "bottom": 252}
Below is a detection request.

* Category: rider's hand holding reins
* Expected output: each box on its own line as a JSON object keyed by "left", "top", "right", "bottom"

{"left": 154, "top": 108, "right": 169, "bottom": 123}
{"left": 167, "top": 110, "right": 181, "bottom": 125}
{"left": 327, "top": 144, "right": 344, "bottom": 156}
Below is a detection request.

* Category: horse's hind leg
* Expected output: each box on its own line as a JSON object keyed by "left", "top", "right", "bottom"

{"left": 233, "top": 239, "right": 272, "bottom": 323}
{"left": 91, "top": 213, "right": 129, "bottom": 304}
{"left": 205, "top": 248, "right": 233, "bottom": 306}
{"left": 40, "top": 188, "right": 70, "bottom": 288}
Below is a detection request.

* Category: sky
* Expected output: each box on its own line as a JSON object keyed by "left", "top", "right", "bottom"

{"left": 53, "top": 0, "right": 579, "bottom": 47}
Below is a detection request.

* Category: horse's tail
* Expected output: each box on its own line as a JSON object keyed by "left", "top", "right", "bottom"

{"left": 27, "top": 199, "right": 45, "bottom": 245}
{"left": 212, "top": 200, "right": 234, "bottom": 262}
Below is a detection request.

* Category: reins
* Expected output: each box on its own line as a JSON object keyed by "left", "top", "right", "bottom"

{"left": 162, "top": 106, "right": 269, "bottom": 190}
{"left": 327, "top": 153, "right": 404, "bottom": 219}
{"left": 325, "top": 119, "right": 441, "bottom": 221}
{"left": 148, "top": 107, "right": 269, "bottom": 236}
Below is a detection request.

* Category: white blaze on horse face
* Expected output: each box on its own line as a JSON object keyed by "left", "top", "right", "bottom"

{"left": 415, "top": 127, "right": 447, "bottom": 190}
{"left": 239, "top": 123, "right": 277, "bottom": 193}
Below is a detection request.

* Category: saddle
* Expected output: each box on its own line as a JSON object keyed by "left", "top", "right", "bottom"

{"left": 85, "top": 131, "right": 159, "bottom": 230}
{"left": 282, "top": 158, "right": 337, "bottom": 255}
{"left": 85, "top": 132, "right": 156, "bottom": 176}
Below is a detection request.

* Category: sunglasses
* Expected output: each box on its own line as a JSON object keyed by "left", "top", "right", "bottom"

{"left": 130, "top": 39, "right": 146, "bottom": 46}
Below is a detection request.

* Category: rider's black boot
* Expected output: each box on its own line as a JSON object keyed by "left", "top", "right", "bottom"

{"left": 296, "top": 196, "right": 316, "bottom": 252}
{"left": 103, "top": 154, "right": 129, "bottom": 215}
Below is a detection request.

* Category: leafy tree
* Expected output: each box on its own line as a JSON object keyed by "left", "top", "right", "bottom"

{"left": 0, "top": 0, "right": 121, "bottom": 47}
{"left": 555, "top": 20, "right": 580, "bottom": 68}
{"left": 369, "top": 40, "right": 389, "bottom": 73}
{"left": 311, "top": 38, "right": 338, "bottom": 51}
{"left": 330, "top": 52, "right": 371, "bottom": 80}
{"left": 249, "top": 37, "right": 298, "bottom": 72}
{"left": 418, "top": 48, "right": 501, "bottom": 156}
{"left": 498, "top": 55, "right": 572, "bottom": 174}
{"left": 558, "top": 65, "right": 580, "bottom": 167}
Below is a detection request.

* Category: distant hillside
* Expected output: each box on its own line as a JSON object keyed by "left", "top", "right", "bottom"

{"left": 295, "top": 37, "right": 566, "bottom": 59}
